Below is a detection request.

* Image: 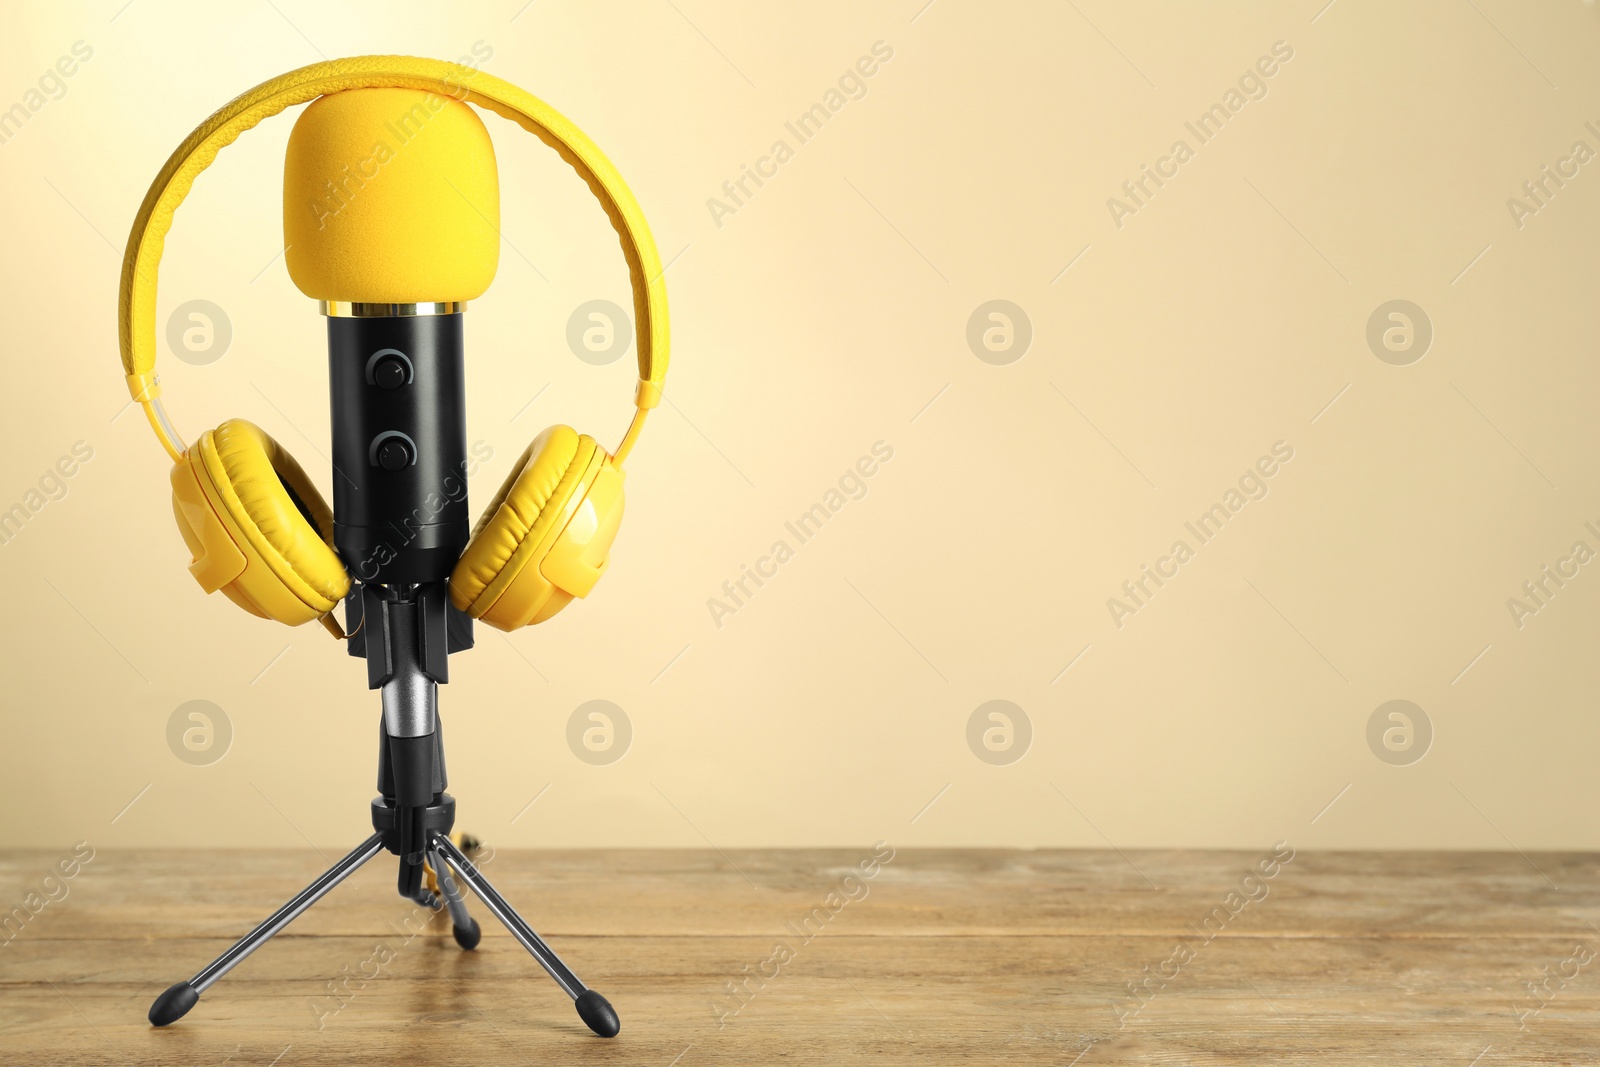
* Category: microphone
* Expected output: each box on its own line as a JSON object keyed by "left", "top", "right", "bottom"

{"left": 285, "top": 86, "right": 500, "bottom": 585}
{"left": 283, "top": 87, "right": 501, "bottom": 895}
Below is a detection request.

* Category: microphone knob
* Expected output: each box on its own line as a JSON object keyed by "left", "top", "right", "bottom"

{"left": 377, "top": 438, "right": 413, "bottom": 472}
{"left": 373, "top": 354, "right": 409, "bottom": 390}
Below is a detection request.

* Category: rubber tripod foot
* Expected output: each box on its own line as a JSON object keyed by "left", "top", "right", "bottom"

{"left": 453, "top": 917, "right": 481, "bottom": 950}
{"left": 148, "top": 982, "right": 199, "bottom": 1026}
{"left": 574, "top": 989, "right": 620, "bottom": 1037}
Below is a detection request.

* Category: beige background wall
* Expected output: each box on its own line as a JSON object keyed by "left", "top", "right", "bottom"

{"left": 2, "top": 0, "right": 1597, "bottom": 852}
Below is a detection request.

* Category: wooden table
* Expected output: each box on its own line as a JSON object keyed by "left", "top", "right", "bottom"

{"left": 2, "top": 847, "right": 1595, "bottom": 1064}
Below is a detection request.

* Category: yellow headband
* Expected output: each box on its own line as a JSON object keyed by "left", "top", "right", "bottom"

{"left": 119, "top": 55, "right": 669, "bottom": 464}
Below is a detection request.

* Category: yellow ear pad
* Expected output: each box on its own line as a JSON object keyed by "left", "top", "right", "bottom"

{"left": 169, "top": 419, "right": 350, "bottom": 625}
{"left": 449, "top": 424, "right": 626, "bottom": 631}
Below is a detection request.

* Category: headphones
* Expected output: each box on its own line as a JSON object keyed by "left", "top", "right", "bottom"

{"left": 118, "top": 56, "right": 669, "bottom": 634}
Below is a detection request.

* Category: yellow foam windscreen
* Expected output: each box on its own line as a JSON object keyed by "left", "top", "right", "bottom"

{"left": 284, "top": 87, "right": 500, "bottom": 303}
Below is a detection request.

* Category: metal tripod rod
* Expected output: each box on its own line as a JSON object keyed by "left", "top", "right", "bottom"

{"left": 429, "top": 846, "right": 473, "bottom": 929}
{"left": 380, "top": 592, "right": 438, "bottom": 741}
{"left": 429, "top": 832, "right": 586, "bottom": 1000}
{"left": 189, "top": 833, "right": 385, "bottom": 993}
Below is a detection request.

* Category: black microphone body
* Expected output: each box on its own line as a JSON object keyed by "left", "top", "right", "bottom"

{"left": 326, "top": 311, "right": 470, "bottom": 586}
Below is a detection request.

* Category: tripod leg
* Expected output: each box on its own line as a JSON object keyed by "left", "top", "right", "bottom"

{"left": 429, "top": 832, "right": 619, "bottom": 1038}
{"left": 148, "top": 833, "right": 386, "bottom": 1026}
{"left": 427, "top": 846, "right": 481, "bottom": 949}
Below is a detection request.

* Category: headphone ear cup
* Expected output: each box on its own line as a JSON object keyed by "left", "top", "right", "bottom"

{"left": 171, "top": 418, "right": 350, "bottom": 625}
{"left": 450, "top": 424, "right": 623, "bottom": 631}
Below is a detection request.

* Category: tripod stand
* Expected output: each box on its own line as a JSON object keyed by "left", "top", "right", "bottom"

{"left": 147, "top": 583, "right": 620, "bottom": 1038}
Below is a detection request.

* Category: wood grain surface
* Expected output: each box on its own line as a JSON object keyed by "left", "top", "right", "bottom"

{"left": 1, "top": 846, "right": 1595, "bottom": 1064}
